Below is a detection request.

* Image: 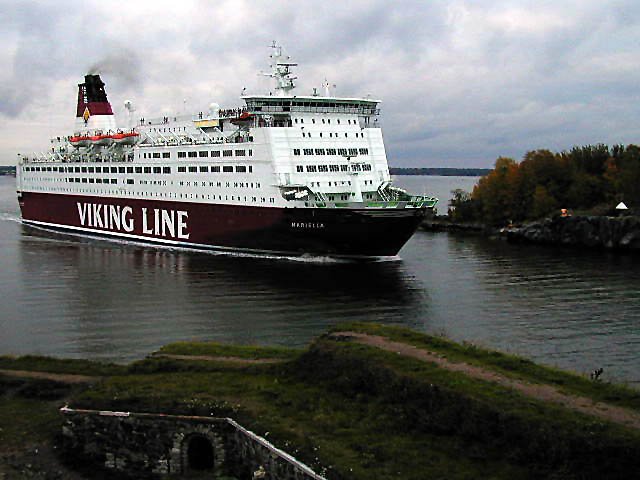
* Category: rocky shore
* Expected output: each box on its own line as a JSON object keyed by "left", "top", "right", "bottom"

{"left": 422, "top": 214, "right": 640, "bottom": 251}
{"left": 503, "top": 215, "right": 640, "bottom": 250}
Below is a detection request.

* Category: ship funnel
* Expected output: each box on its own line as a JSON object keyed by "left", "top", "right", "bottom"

{"left": 75, "top": 74, "right": 117, "bottom": 133}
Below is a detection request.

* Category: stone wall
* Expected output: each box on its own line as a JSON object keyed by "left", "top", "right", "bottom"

{"left": 61, "top": 407, "right": 326, "bottom": 480}
{"left": 504, "top": 215, "right": 640, "bottom": 250}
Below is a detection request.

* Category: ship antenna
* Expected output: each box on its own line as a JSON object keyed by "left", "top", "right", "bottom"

{"left": 260, "top": 42, "right": 297, "bottom": 96}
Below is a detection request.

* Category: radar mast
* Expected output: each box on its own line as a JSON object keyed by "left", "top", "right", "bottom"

{"left": 262, "top": 41, "right": 297, "bottom": 96}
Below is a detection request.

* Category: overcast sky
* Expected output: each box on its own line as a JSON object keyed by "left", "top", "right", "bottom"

{"left": 1, "top": 0, "right": 639, "bottom": 167}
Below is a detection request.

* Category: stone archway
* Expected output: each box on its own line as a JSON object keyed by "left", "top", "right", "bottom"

{"left": 185, "top": 434, "right": 215, "bottom": 471}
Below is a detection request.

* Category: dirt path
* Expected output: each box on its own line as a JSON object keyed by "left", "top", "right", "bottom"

{"left": 330, "top": 332, "right": 640, "bottom": 430}
{"left": 153, "top": 353, "right": 285, "bottom": 364}
{"left": 0, "top": 369, "right": 98, "bottom": 384}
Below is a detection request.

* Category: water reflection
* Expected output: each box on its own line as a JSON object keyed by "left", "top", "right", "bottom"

{"left": 15, "top": 225, "right": 426, "bottom": 361}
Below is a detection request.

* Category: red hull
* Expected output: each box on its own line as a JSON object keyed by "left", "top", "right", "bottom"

{"left": 19, "top": 192, "right": 427, "bottom": 257}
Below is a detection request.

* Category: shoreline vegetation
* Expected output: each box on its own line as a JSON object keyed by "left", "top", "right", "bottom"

{"left": 2, "top": 324, "right": 639, "bottom": 479}
{"left": 425, "top": 144, "right": 640, "bottom": 250}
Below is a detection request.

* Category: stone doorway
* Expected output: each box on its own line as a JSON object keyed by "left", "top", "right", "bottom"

{"left": 186, "top": 434, "right": 214, "bottom": 471}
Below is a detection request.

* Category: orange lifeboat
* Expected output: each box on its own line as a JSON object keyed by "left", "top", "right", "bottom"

{"left": 90, "top": 133, "right": 114, "bottom": 146}
{"left": 111, "top": 131, "right": 139, "bottom": 146}
{"left": 69, "top": 135, "right": 91, "bottom": 147}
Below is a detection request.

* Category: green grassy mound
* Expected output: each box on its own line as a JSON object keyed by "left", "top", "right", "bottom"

{"left": 2, "top": 326, "right": 639, "bottom": 479}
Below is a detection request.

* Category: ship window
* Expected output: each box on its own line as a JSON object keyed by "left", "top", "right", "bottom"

{"left": 153, "top": 167, "right": 161, "bottom": 173}
{"left": 235, "top": 150, "right": 245, "bottom": 156}
{"left": 135, "top": 167, "right": 142, "bottom": 173}
{"left": 306, "top": 165, "right": 317, "bottom": 172}
{"left": 211, "top": 151, "right": 220, "bottom": 157}
{"left": 163, "top": 167, "right": 171, "bottom": 174}
{"left": 223, "top": 166, "right": 233, "bottom": 172}
{"left": 153, "top": 153, "right": 161, "bottom": 158}
{"left": 127, "top": 167, "right": 134, "bottom": 173}
{"left": 340, "top": 165, "right": 349, "bottom": 171}
{"left": 359, "top": 148, "right": 369, "bottom": 155}
{"left": 312, "top": 119, "right": 316, "bottom": 124}
{"left": 88, "top": 167, "right": 94, "bottom": 173}
{"left": 89, "top": 178, "right": 95, "bottom": 183}
{"left": 96, "top": 178, "right": 102, "bottom": 183}
{"left": 327, "top": 119, "right": 331, "bottom": 124}
{"left": 337, "top": 119, "right": 341, "bottom": 124}
{"left": 249, "top": 166, "right": 253, "bottom": 173}
{"left": 188, "top": 166, "right": 197, "bottom": 172}
{"left": 95, "top": 167, "right": 102, "bottom": 173}
{"left": 327, "top": 148, "right": 336, "bottom": 155}
{"left": 293, "top": 149, "right": 301, "bottom": 156}
{"left": 318, "top": 165, "right": 328, "bottom": 172}
{"left": 329, "top": 165, "right": 339, "bottom": 172}
{"left": 178, "top": 166, "right": 186, "bottom": 172}
{"left": 178, "top": 152, "right": 186, "bottom": 158}
{"left": 296, "top": 165, "right": 303, "bottom": 172}
{"left": 223, "top": 150, "right": 233, "bottom": 157}
{"left": 363, "top": 164, "right": 372, "bottom": 171}
{"left": 348, "top": 148, "right": 358, "bottom": 155}
{"left": 211, "top": 166, "right": 220, "bottom": 172}
{"left": 200, "top": 166, "right": 209, "bottom": 172}
{"left": 235, "top": 166, "right": 246, "bottom": 172}
{"left": 81, "top": 167, "right": 87, "bottom": 173}
{"left": 352, "top": 164, "right": 361, "bottom": 171}
{"left": 248, "top": 149, "right": 253, "bottom": 156}
{"left": 163, "top": 152, "right": 171, "bottom": 158}
{"left": 303, "top": 149, "right": 313, "bottom": 155}
{"left": 144, "top": 167, "right": 151, "bottom": 173}
{"left": 126, "top": 179, "right": 134, "bottom": 184}
{"left": 337, "top": 148, "right": 347, "bottom": 155}
{"left": 81, "top": 178, "right": 87, "bottom": 183}
{"left": 315, "top": 148, "right": 326, "bottom": 155}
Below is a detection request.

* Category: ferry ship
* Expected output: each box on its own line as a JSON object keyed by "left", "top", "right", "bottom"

{"left": 16, "top": 44, "right": 437, "bottom": 258}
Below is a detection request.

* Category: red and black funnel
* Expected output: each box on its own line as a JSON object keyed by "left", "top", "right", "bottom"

{"left": 76, "top": 74, "right": 114, "bottom": 119}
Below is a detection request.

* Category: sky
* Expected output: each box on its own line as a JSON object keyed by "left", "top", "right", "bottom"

{"left": 1, "top": 0, "right": 639, "bottom": 168}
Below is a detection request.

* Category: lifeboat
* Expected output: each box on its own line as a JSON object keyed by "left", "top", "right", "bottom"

{"left": 231, "top": 111, "right": 253, "bottom": 125}
{"left": 69, "top": 135, "right": 91, "bottom": 147}
{"left": 90, "top": 133, "right": 114, "bottom": 146}
{"left": 112, "top": 131, "right": 140, "bottom": 146}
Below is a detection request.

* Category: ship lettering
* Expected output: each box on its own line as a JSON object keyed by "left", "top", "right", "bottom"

{"left": 141, "top": 207, "right": 189, "bottom": 239}
{"left": 77, "top": 202, "right": 188, "bottom": 239}
{"left": 291, "top": 222, "right": 325, "bottom": 229}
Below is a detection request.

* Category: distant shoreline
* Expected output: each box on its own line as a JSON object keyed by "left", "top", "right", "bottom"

{"left": 390, "top": 167, "right": 489, "bottom": 176}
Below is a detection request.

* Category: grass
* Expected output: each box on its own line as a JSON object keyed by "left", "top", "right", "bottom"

{"left": 3, "top": 325, "right": 640, "bottom": 479}
{"left": 0, "top": 355, "right": 126, "bottom": 377}
{"left": 156, "top": 341, "right": 301, "bottom": 360}
{"left": 332, "top": 322, "right": 640, "bottom": 411}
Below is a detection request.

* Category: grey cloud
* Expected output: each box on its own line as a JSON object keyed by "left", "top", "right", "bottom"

{"left": 2, "top": 1, "right": 640, "bottom": 167}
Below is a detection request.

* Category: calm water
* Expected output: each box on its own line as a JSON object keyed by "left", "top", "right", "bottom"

{"left": 1, "top": 176, "right": 639, "bottom": 386}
